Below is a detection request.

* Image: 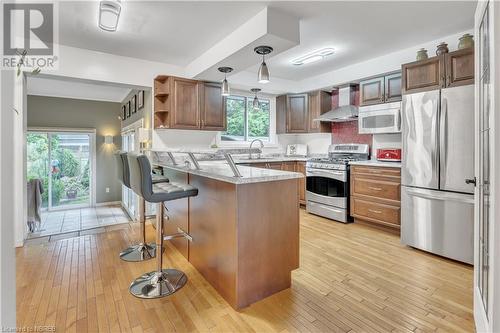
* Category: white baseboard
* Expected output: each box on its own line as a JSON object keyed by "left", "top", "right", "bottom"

{"left": 95, "top": 201, "right": 121, "bottom": 207}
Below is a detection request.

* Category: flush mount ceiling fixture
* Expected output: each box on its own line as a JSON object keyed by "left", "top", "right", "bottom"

{"left": 250, "top": 88, "right": 261, "bottom": 110}
{"left": 254, "top": 46, "right": 273, "bottom": 84}
{"left": 99, "top": 0, "right": 121, "bottom": 32}
{"left": 291, "top": 47, "right": 335, "bottom": 66}
{"left": 218, "top": 67, "right": 233, "bottom": 96}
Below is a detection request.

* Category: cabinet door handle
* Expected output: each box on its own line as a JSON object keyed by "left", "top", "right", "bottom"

{"left": 201, "top": 119, "right": 204, "bottom": 128}
{"left": 368, "top": 209, "right": 382, "bottom": 214}
{"left": 368, "top": 186, "right": 382, "bottom": 191}
{"left": 447, "top": 75, "right": 451, "bottom": 87}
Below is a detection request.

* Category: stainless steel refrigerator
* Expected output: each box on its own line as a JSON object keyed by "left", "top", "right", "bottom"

{"left": 401, "top": 84, "right": 475, "bottom": 264}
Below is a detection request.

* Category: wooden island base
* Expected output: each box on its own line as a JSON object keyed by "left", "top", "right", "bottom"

{"left": 162, "top": 168, "right": 300, "bottom": 309}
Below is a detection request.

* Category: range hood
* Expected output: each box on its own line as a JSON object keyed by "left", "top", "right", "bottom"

{"left": 315, "top": 85, "right": 358, "bottom": 122}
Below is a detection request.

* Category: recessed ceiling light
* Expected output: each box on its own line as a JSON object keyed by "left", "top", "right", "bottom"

{"left": 99, "top": 0, "right": 121, "bottom": 32}
{"left": 291, "top": 48, "right": 335, "bottom": 66}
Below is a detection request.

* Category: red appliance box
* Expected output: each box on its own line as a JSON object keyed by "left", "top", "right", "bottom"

{"left": 377, "top": 149, "right": 402, "bottom": 161}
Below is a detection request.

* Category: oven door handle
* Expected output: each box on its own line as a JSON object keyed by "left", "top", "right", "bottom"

{"left": 306, "top": 169, "right": 346, "bottom": 182}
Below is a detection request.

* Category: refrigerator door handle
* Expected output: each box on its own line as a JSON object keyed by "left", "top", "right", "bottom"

{"left": 396, "top": 108, "right": 402, "bottom": 131}
{"left": 439, "top": 96, "right": 448, "bottom": 188}
{"left": 405, "top": 187, "right": 474, "bottom": 204}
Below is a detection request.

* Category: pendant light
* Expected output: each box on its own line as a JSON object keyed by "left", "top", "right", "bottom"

{"left": 250, "top": 88, "right": 261, "bottom": 110}
{"left": 254, "top": 46, "right": 273, "bottom": 84}
{"left": 218, "top": 67, "right": 233, "bottom": 96}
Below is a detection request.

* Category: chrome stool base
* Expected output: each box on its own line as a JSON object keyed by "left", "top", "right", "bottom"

{"left": 119, "top": 243, "right": 157, "bottom": 262}
{"left": 129, "top": 269, "right": 187, "bottom": 299}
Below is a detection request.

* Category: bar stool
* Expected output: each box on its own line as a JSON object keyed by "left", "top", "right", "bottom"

{"left": 114, "top": 151, "right": 168, "bottom": 262}
{"left": 127, "top": 153, "right": 198, "bottom": 298}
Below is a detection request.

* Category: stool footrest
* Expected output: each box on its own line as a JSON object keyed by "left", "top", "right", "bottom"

{"left": 164, "top": 227, "right": 193, "bottom": 242}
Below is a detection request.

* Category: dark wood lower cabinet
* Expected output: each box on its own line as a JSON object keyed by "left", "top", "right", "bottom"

{"left": 187, "top": 174, "right": 299, "bottom": 309}
{"left": 296, "top": 162, "right": 306, "bottom": 205}
{"left": 350, "top": 165, "right": 401, "bottom": 232}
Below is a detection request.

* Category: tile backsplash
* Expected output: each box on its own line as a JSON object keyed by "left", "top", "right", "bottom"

{"left": 331, "top": 121, "right": 372, "bottom": 145}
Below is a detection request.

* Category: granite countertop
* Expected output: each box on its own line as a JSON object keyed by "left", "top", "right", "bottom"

{"left": 233, "top": 156, "right": 309, "bottom": 164}
{"left": 156, "top": 161, "right": 304, "bottom": 185}
{"left": 349, "top": 159, "right": 402, "bottom": 168}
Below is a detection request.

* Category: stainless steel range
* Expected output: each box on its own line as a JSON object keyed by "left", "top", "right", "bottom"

{"left": 306, "top": 144, "right": 369, "bottom": 222}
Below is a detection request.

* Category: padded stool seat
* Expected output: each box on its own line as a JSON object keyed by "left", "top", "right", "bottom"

{"left": 151, "top": 182, "right": 198, "bottom": 202}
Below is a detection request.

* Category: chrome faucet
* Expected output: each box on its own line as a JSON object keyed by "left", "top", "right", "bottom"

{"left": 249, "top": 139, "right": 264, "bottom": 159}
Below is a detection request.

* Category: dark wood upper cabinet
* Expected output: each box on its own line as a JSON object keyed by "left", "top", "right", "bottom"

{"left": 308, "top": 90, "right": 332, "bottom": 133}
{"left": 286, "top": 94, "right": 308, "bottom": 133}
{"left": 277, "top": 91, "right": 332, "bottom": 134}
{"left": 153, "top": 76, "right": 226, "bottom": 130}
{"left": 359, "top": 73, "right": 401, "bottom": 106}
{"left": 402, "top": 48, "right": 474, "bottom": 94}
{"left": 171, "top": 77, "right": 200, "bottom": 129}
{"left": 199, "top": 82, "right": 226, "bottom": 131}
{"left": 385, "top": 73, "right": 402, "bottom": 102}
{"left": 360, "top": 77, "right": 385, "bottom": 105}
{"left": 402, "top": 56, "right": 443, "bottom": 94}
{"left": 445, "top": 48, "right": 474, "bottom": 88}
{"left": 276, "top": 95, "right": 287, "bottom": 134}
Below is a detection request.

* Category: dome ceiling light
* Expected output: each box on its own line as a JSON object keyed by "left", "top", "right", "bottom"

{"left": 98, "top": 0, "right": 122, "bottom": 32}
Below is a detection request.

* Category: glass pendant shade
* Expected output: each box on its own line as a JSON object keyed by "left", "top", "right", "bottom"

{"left": 258, "top": 61, "right": 270, "bottom": 83}
{"left": 253, "top": 95, "right": 260, "bottom": 110}
{"left": 221, "top": 78, "right": 230, "bottom": 96}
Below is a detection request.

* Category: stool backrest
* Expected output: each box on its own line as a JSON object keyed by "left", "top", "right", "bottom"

{"left": 120, "top": 153, "right": 131, "bottom": 188}
{"left": 114, "top": 151, "right": 125, "bottom": 186}
{"left": 127, "top": 153, "right": 153, "bottom": 201}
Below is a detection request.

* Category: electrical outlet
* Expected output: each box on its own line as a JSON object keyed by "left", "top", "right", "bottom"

{"left": 106, "top": 187, "right": 110, "bottom": 193}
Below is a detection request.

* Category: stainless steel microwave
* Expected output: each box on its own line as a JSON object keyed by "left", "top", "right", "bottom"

{"left": 358, "top": 102, "right": 402, "bottom": 134}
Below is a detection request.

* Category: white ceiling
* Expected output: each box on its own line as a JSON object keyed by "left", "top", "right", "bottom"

{"left": 59, "top": 1, "right": 267, "bottom": 66}
{"left": 258, "top": 1, "right": 476, "bottom": 80}
{"left": 58, "top": 1, "right": 476, "bottom": 83}
{"left": 27, "top": 75, "right": 132, "bottom": 102}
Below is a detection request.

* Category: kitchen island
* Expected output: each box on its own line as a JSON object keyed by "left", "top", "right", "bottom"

{"left": 154, "top": 160, "right": 302, "bottom": 309}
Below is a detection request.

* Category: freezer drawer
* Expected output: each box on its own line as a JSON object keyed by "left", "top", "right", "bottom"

{"left": 401, "top": 186, "right": 474, "bottom": 264}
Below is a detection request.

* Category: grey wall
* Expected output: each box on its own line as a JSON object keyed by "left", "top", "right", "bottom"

{"left": 121, "top": 88, "right": 152, "bottom": 129}
{"left": 27, "top": 95, "right": 122, "bottom": 204}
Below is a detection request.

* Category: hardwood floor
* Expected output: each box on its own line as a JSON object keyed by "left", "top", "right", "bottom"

{"left": 16, "top": 210, "right": 474, "bottom": 332}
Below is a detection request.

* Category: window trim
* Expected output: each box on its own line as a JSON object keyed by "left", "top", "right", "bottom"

{"left": 216, "top": 92, "right": 278, "bottom": 147}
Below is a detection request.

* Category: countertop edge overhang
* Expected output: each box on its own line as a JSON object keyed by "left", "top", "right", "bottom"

{"left": 155, "top": 161, "right": 304, "bottom": 185}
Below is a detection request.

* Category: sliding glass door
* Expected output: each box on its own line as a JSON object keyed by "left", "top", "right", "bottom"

{"left": 122, "top": 131, "right": 136, "bottom": 217}
{"left": 27, "top": 130, "right": 93, "bottom": 210}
